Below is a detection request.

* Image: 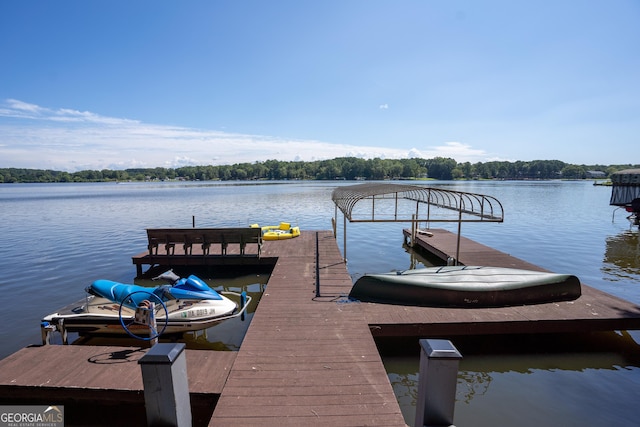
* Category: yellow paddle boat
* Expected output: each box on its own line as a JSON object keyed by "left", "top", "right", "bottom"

{"left": 251, "top": 222, "right": 300, "bottom": 240}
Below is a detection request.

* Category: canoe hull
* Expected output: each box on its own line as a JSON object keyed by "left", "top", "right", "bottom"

{"left": 349, "top": 266, "right": 581, "bottom": 308}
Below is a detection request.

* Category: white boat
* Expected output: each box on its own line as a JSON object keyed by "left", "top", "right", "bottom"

{"left": 349, "top": 265, "right": 581, "bottom": 308}
{"left": 41, "top": 271, "right": 251, "bottom": 343}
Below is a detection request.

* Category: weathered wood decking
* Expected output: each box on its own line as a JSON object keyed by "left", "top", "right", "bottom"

{"left": 359, "top": 228, "right": 640, "bottom": 338}
{"left": 0, "top": 345, "right": 236, "bottom": 425}
{"left": 1, "top": 228, "right": 640, "bottom": 426}
{"left": 209, "top": 231, "right": 404, "bottom": 426}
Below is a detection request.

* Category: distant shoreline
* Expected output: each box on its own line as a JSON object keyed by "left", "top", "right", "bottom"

{"left": 1, "top": 158, "right": 637, "bottom": 184}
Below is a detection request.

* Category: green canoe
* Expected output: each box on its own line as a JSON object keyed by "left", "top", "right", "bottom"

{"left": 349, "top": 266, "right": 581, "bottom": 308}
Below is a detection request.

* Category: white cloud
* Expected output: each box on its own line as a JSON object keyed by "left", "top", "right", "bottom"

{"left": 6, "top": 99, "right": 45, "bottom": 114}
{"left": 407, "top": 142, "right": 489, "bottom": 163}
{"left": 0, "top": 99, "right": 492, "bottom": 171}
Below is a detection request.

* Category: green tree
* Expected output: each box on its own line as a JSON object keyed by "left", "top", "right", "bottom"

{"left": 425, "top": 157, "right": 457, "bottom": 180}
{"left": 561, "top": 165, "right": 586, "bottom": 179}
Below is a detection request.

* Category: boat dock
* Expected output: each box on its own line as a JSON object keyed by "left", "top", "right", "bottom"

{"left": 2, "top": 229, "right": 640, "bottom": 426}
{"left": 0, "top": 345, "right": 236, "bottom": 425}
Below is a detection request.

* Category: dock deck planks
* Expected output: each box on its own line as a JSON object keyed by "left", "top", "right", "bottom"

{"left": 1, "top": 228, "right": 640, "bottom": 426}
{"left": 209, "top": 231, "right": 406, "bottom": 426}
{"left": 351, "top": 229, "right": 640, "bottom": 337}
{"left": 0, "top": 345, "right": 236, "bottom": 400}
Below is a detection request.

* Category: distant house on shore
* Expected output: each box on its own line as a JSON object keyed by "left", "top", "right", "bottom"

{"left": 586, "top": 170, "right": 606, "bottom": 179}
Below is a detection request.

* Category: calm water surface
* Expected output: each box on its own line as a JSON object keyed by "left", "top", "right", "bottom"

{"left": 1, "top": 180, "right": 639, "bottom": 426}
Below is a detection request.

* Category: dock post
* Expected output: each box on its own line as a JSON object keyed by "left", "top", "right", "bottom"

{"left": 411, "top": 214, "right": 417, "bottom": 246}
{"left": 415, "top": 339, "right": 462, "bottom": 427}
{"left": 139, "top": 343, "right": 191, "bottom": 427}
{"left": 315, "top": 231, "right": 321, "bottom": 297}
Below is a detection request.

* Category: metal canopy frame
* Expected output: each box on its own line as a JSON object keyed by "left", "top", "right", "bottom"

{"left": 331, "top": 182, "right": 504, "bottom": 263}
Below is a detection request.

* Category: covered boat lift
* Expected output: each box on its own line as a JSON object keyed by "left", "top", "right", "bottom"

{"left": 610, "top": 168, "right": 640, "bottom": 226}
{"left": 331, "top": 182, "right": 504, "bottom": 264}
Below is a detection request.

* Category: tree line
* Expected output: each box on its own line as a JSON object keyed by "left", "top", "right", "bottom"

{"left": 1, "top": 157, "right": 637, "bottom": 183}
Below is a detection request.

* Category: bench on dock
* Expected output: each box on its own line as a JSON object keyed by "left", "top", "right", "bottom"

{"left": 147, "top": 227, "right": 262, "bottom": 256}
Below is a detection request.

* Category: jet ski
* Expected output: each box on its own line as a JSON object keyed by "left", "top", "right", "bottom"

{"left": 41, "top": 270, "right": 251, "bottom": 343}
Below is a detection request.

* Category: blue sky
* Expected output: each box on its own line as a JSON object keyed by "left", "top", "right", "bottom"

{"left": 1, "top": 1, "right": 638, "bottom": 171}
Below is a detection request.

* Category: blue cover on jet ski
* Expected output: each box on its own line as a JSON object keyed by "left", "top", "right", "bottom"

{"left": 90, "top": 275, "right": 222, "bottom": 308}
{"left": 90, "top": 280, "right": 158, "bottom": 308}
{"left": 170, "top": 275, "right": 223, "bottom": 300}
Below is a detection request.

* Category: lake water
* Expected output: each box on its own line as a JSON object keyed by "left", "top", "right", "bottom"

{"left": 1, "top": 180, "right": 639, "bottom": 426}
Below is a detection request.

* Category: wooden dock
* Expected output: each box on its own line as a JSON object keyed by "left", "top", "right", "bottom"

{"left": 372, "top": 228, "right": 640, "bottom": 338}
{"left": 2, "top": 228, "right": 640, "bottom": 426}
{"left": 209, "top": 231, "right": 404, "bottom": 426}
{"left": 0, "top": 345, "right": 236, "bottom": 426}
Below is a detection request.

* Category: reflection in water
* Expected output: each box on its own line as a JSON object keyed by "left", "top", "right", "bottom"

{"left": 404, "top": 242, "right": 443, "bottom": 270}
{"left": 381, "top": 332, "right": 640, "bottom": 427}
{"left": 603, "top": 231, "right": 640, "bottom": 280}
{"left": 457, "top": 371, "right": 491, "bottom": 404}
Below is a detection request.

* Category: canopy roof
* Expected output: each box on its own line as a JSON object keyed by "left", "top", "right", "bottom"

{"left": 610, "top": 169, "right": 640, "bottom": 206}
{"left": 330, "top": 182, "right": 504, "bottom": 263}
{"left": 331, "top": 182, "right": 503, "bottom": 223}
{"left": 611, "top": 169, "right": 640, "bottom": 186}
